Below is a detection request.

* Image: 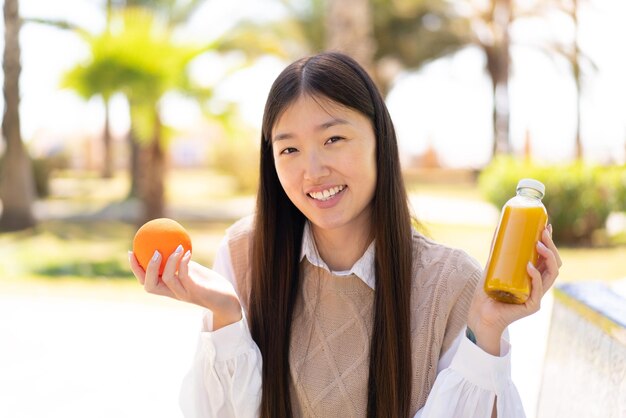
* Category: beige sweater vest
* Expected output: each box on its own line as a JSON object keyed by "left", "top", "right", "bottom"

{"left": 226, "top": 217, "right": 481, "bottom": 417}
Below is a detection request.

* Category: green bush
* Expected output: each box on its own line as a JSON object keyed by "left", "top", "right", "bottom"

{"left": 604, "top": 165, "right": 626, "bottom": 212}
{"left": 478, "top": 157, "right": 625, "bottom": 245}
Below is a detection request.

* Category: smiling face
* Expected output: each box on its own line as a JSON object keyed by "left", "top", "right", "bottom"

{"left": 272, "top": 94, "right": 377, "bottom": 238}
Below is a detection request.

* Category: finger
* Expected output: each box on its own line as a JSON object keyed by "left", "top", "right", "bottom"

{"left": 537, "top": 239, "right": 559, "bottom": 273}
{"left": 144, "top": 250, "right": 162, "bottom": 292}
{"left": 128, "top": 251, "right": 146, "bottom": 285}
{"left": 173, "top": 250, "right": 194, "bottom": 300}
{"left": 161, "top": 245, "right": 187, "bottom": 299}
{"left": 139, "top": 250, "right": 178, "bottom": 298}
{"left": 542, "top": 226, "right": 562, "bottom": 268}
{"left": 177, "top": 250, "right": 192, "bottom": 285}
{"left": 162, "top": 244, "right": 183, "bottom": 278}
{"left": 525, "top": 262, "right": 543, "bottom": 313}
{"left": 536, "top": 240, "right": 559, "bottom": 292}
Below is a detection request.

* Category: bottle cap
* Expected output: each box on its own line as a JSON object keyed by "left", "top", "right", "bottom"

{"left": 517, "top": 178, "right": 545, "bottom": 197}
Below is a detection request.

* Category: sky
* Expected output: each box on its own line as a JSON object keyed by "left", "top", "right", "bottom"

{"left": 4, "top": 0, "right": 626, "bottom": 168}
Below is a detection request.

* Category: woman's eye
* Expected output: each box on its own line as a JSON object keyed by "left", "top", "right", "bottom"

{"left": 280, "top": 147, "right": 298, "bottom": 155}
{"left": 325, "top": 136, "right": 344, "bottom": 144}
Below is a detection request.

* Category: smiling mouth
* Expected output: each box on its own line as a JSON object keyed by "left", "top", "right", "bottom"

{"left": 307, "top": 185, "right": 346, "bottom": 201}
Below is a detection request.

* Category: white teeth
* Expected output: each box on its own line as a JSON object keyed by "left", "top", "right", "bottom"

{"left": 309, "top": 185, "right": 345, "bottom": 201}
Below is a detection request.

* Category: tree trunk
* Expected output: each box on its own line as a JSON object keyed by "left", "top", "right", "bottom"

{"left": 137, "top": 111, "right": 165, "bottom": 224}
{"left": 102, "top": 98, "right": 114, "bottom": 178}
{"left": 325, "top": 0, "right": 376, "bottom": 77}
{"left": 0, "top": 0, "right": 36, "bottom": 231}
{"left": 573, "top": 63, "right": 582, "bottom": 160}
{"left": 101, "top": 0, "right": 115, "bottom": 179}
{"left": 572, "top": 0, "right": 583, "bottom": 160}
{"left": 127, "top": 126, "right": 141, "bottom": 199}
{"left": 486, "top": 0, "right": 512, "bottom": 157}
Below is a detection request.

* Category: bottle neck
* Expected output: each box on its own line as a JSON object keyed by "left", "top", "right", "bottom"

{"left": 517, "top": 187, "right": 544, "bottom": 200}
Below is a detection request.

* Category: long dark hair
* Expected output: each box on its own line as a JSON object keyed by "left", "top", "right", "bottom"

{"left": 250, "top": 52, "right": 414, "bottom": 418}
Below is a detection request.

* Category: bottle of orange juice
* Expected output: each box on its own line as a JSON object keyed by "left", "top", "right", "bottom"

{"left": 484, "top": 179, "right": 548, "bottom": 304}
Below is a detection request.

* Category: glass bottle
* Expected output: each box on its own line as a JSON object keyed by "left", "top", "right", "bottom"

{"left": 484, "top": 178, "right": 548, "bottom": 304}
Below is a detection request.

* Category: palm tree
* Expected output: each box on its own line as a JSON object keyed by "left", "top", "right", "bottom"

{"left": 31, "top": 1, "right": 120, "bottom": 179}
{"left": 222, "top": 0, "right": 464, "bottom": 96}
{"left": 371, "top": 0, "right": 468, "bottom": 95}
{"left": 62, "top": 24, "right": 152, "bottom": 197}
{"left": 217, "top": 0, "right": 518, "bottom": 158}
{"left": 34, "top": 0, "right": 205, "bottom": 185}
{"left": 438, "top": 0, "right": 514, "bottom": 157}
{"left": 117, "top": 0, "right": 205, "bottom": 199}
{"left": 571, "top": 0, "right": 583, "bottom": 160}
{"left": 63, "top": 8, "right": 210, "bottom": 222}
{"left": 332, "top": 0, "right": 518, "bottom": 157}
{"left": 444, "top": 0, "right": 604, "bottom": 161}
{"left": 550, "top": 0, "right": 595, "bottom": 160}
{"left": 216, "top": 0, "right": 323, "bottom": 60}
{"left": 117, "top": 9, "right": 209, "bottom": 223}
{"left": 483, "top": 0, "right": 513, "bottom": 156}
{"left": 0, "top": 0, "right": 37, "bottom": 231}
{"left": 62, "top": 36, "right": 124, "bottom": 179}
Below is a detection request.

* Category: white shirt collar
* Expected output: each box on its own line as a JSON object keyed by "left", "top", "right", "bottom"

{"left": 300, "top": 221, "right": 376, "bottom": 290}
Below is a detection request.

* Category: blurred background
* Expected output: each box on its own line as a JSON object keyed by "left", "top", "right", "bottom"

{"left": 0, "top": 0, "right": 624, "bottom": 417}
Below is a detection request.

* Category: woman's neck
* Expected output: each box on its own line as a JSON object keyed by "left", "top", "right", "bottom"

{"left": 311, "top": 222, "right": 373, "bottom": 272}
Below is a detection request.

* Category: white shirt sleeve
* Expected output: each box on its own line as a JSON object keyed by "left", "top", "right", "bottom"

{"left": 179, "top": 236, "right": 262, "bottom": 418}
{"left": 414, "top": 327, "right": 526, "bottom": 418}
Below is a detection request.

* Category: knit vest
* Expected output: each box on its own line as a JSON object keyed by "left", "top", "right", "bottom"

{"left": 226, "top": 216, "right": 481, "bottom": 417}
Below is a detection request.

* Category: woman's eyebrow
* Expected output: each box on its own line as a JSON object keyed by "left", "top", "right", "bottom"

{"left": 317, "top": 117, "right": 349, "bottom": 130}
{"left": 273, "top": 118, "right": 350, "bottom": 142}
{"left": 273, "top": 132, "right": 293, "bottom": 142}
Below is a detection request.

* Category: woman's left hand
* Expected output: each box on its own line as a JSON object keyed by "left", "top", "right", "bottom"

{"left": 467, "top": 224, "right": 563, "bottom": 355}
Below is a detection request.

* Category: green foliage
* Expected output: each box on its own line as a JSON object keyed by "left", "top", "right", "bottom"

{"left": 479, "top": 157, "right": 626, "bottom": 245}
{"left": 372, "top": 0, "right": 466, "bottom": 68}
{"left": 36, "top": 259, "right": 129, "bottom": 279}
{"left": 604, "top": 165, "right": 626, "bottom": 212}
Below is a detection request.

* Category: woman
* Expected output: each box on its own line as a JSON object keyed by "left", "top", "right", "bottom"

{"left": 129, "top": 52, "right": 562, "bottom": 418}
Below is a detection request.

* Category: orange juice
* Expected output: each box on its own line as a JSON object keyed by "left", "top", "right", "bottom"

{"left": 484, "top": 179, "right": 548, "bottom": 304}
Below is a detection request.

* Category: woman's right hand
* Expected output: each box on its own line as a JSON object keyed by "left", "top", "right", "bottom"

{"left": 128, "top": 247, "right": 242, "bottom": 330}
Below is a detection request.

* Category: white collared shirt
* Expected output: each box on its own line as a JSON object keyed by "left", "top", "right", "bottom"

{"left": 299, "top": 221, "right": 376, "bottom": 288}
{"left": 179, "top": 224, "right": 526, "bottom": 418}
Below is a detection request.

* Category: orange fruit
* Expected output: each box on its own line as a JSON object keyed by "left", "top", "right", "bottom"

{"left": 132, "top": 218, "right": 192, "bottom": 275}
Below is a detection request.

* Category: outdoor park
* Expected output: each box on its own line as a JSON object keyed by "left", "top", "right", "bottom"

{"left": 1, "top": 0, "right": 625, "bottom": 417}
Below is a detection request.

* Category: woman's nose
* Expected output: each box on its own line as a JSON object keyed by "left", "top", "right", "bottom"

{"left": 303, "top": 150, "right": 330, "bottom": 181}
